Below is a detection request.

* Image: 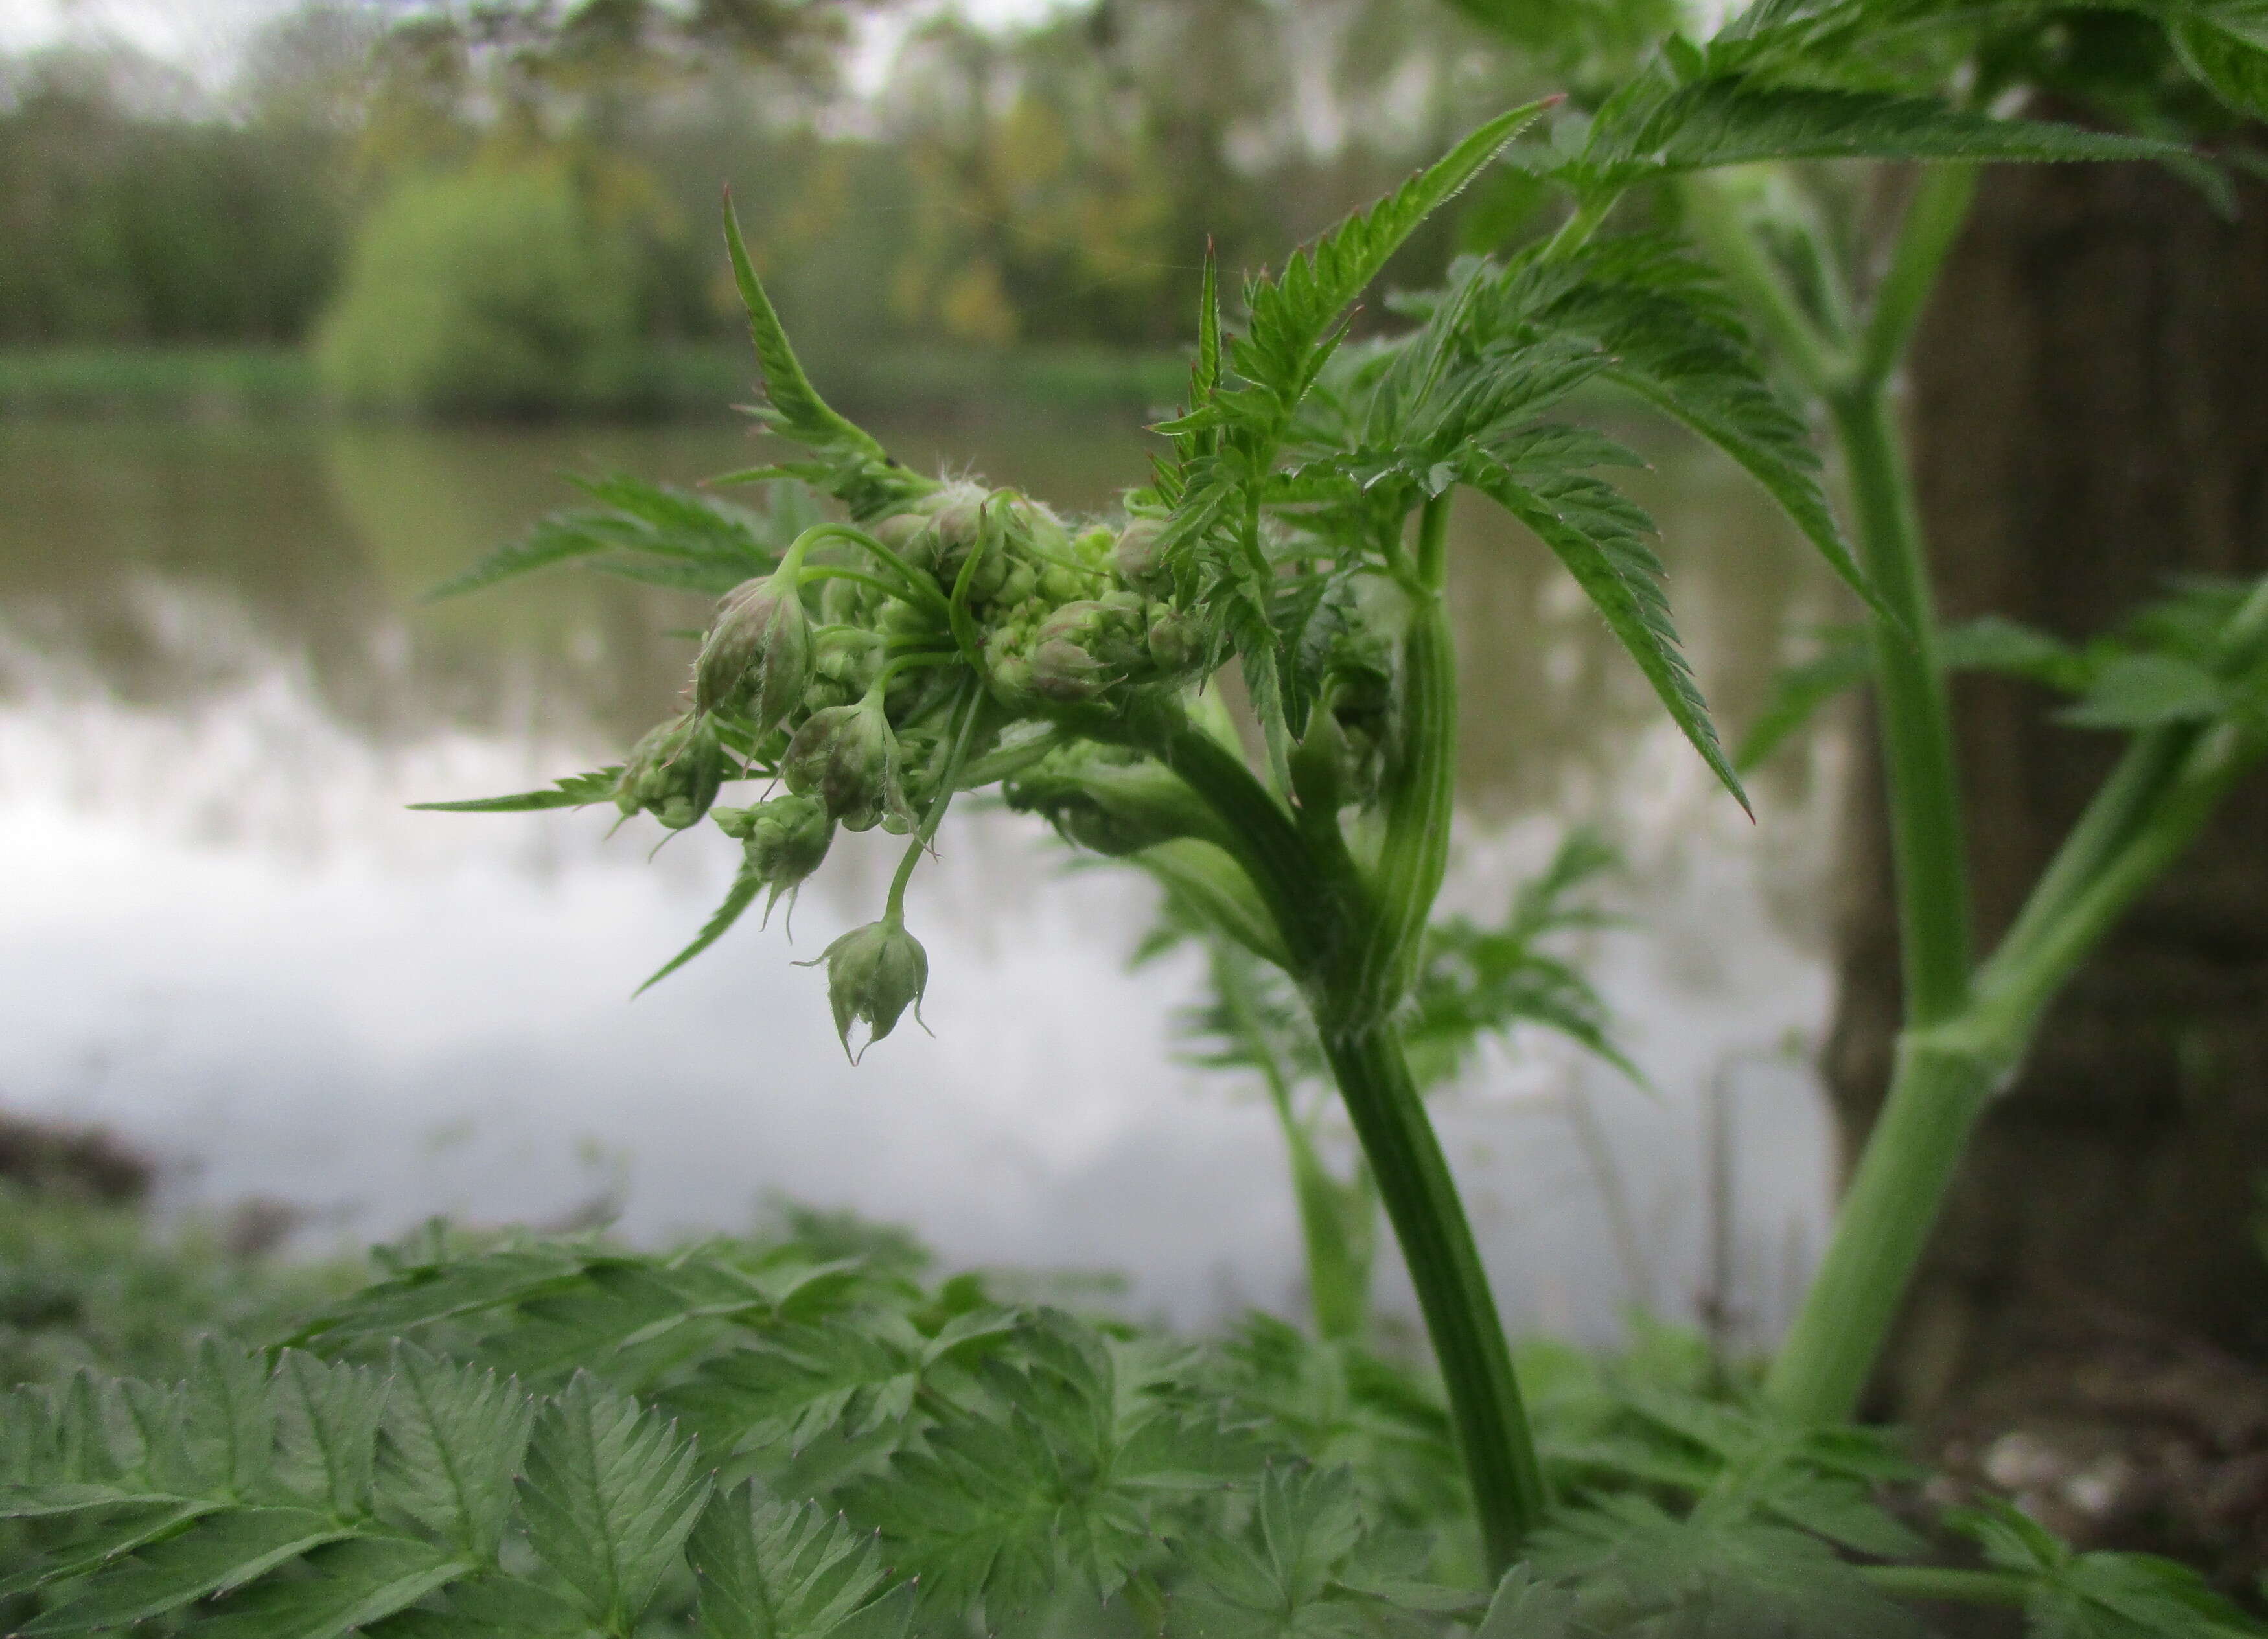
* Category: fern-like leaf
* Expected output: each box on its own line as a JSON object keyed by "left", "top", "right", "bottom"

{"left": 1236, "top": 100, "right": 1555, "bottom": 423}
{"left": 516, "top": 1371, "right": 711, "bottom": 1635}
{"left": 1466, "top": 455, "right": 1748, "bottom": 814}
{"left": 688, "top": 1487, "right": 912, "bottom": 1639}
{"left": 376, "top": 1343, "right": 531, "bottom": 1563}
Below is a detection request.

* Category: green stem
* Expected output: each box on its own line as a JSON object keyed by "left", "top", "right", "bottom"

{"left": 1355, "top": 495, "right": 1459, "bottom": 1016}
{"left": 792, "top": 566, "right": 907, "bottom": 605}
{"left": 1319, "top": 1022, "right": 1549, "bottom": 1570}
{"left": 1767, "top": 385, "right": 1974, "bottom": 1421}
{"left": 1680, "top": 176, "right": 1846, "bottom": 394}
{"left": 1974, "top": 726, "right": 2256, "bottom": 1037}
{"left": 883, "top": 683, "right": 985, "bottom": 919}
{"left": 1772, "top": 729, "right": 2265, "bottom": 1421}
{"left": 1219, "top": 953, "right": 1372, "bottom": 1340}
{"left": 1137, "top": 694, "right": 1546, "bottom": 1572}
{"left": 1544, "top": 191, "right": 1618, "bottom": 261}
{"left": 1831, "top": 385, "right": 1972, "bottom": 1026}
{"left": 800, "top": 523, "right": 949, "bottom": 615}
{"left": 1854, "top": 166, "right": 1977, "bottom": 390}
{"left": 1763, "top": 1033, "right": 1997, "bottom": 1420}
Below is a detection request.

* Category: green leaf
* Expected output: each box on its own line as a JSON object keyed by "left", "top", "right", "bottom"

{"left": 636, "top": 860, "right": 766, "bottom": 996}
{"left": 1474, "top": 1565, "right": 1579, "bottom": 1639}
{"left": 271, "top": 1352, "right": 385, "bottom": 1520}
{"left": 25, "top": 1507, "right": 354, "bottom": 1633}
{"left": 1647, "top": 83, "right": 2179, "bottom": 170}
{"left": 688, "top": 1487, "right": 911, "bottom": 1639}
{"left": 2061, "top": 652, "right": 2228, "bottom": 728}
{"left": 0, "top": 1499, "right": 225, "bottom": 1598}
{"left": 1528, "top": 1493, "right": 1925, "bottom": 1638}
{"left": 723, "top": 199, "right": 890, "bottom": 468}
{"left": 191, "top": 1537, "right": 469, "bottom": 1639}
{"left": 363, "top": 1574, "right": 588, "bottom": 1639}
{"left": 409, "top": 768, "right": 623, "bottom": 814}
{"left": 668, "top": 1316, "right": 925, "bottom": 1457}
{"left": 1951, "top": 1498, "right": 2259, "bottom": 1638}
{"left": 1941, "top": 613, "right": 2087, "bottom": 689}
{"left": 1550, "top": 73, "right": 2183, "bottom": 200}
{"left": 375, "top": 1344, "right": 532, "bottom": 1562}
{"left": 1236, "top": 100, "right": 1555, "bottom": 419}
{"left": 2171, "top": 17, "right": 2268, "bottom": 119}
{"left": 422, "top": 515, "right": 619, "bottom": 602}
{"left": 1737, "top": 626, "right": 1873, "bottom": 770}
{"left": 290, "top": 1247, "right": 588, "bottom": 1346}
{"left": 1468, "top": 457, "right": 1750, "bottom": 814}
{"left": 517, "top": 1372, "right": 712, "bottom": 1634}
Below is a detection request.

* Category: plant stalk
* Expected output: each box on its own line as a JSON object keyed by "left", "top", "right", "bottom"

{"left": 1135, "top": 613, "right": 1549, "bottom": 1568}
{"left": 1319, "top": 1020, "right": 1550, "bottom": 1569}
{"left": 1831, "top": 384, "right": 1972, "bottom": 1026}
{"left": 1357, "top": 495, "right": 1459, "bottom": 1014}
{"left": 1763, "top": 1033, "right": 1996, "bottom": 1420}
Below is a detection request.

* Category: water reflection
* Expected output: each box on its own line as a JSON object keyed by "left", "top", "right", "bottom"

{"left": 0, "top": 407, "right": 1851, "bottom": 1345}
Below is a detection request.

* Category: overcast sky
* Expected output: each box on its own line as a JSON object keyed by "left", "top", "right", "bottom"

{"left": 0, "top": 0, "right": 1065, "bottom": 92}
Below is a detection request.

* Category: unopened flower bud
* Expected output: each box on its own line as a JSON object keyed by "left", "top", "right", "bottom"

{"left": 781, "top": 689, "right": 913, "bottom": 834}
{"left": 1031, "top": 637, "right": 1105, "bottom": 703}
{"left": 806, "top": 917, "right": 929, "bottom": 1059}
{"left": 1112, "top": 517, "right": 1170, "bottom": 593}
{"left": 614, "top": 712, "right": 726, "bottom": 831}
{"left": 697, "top": 571, "right": 813, "bottom": 735}
{"left": 745, "top": 790, "right": 833, "bottom": 883}
{"left": 927, "top": 485, "right": 988, "bottom": 556}
{"left": 1146, "top": 603, "right": 1202, "bottom": 672}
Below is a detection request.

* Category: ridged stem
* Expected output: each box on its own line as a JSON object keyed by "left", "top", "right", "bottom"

{"left": 1319, "top": 1022, "right": 1550, "bottom": 1570}
{"left": 1137, "top": 677, "right": 1549, "bottom": 1574}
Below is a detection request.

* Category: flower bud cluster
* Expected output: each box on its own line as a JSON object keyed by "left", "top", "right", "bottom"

{"left": 615, "top": 476, "right": 1212, "bottom": 1056}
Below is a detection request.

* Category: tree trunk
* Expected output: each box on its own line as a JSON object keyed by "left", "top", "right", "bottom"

{"left": 1825, "top": 154, "right": 2268, "bottom": 1558}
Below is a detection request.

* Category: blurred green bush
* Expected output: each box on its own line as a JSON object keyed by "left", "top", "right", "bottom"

{"left": 314, "top": 166, "right": 647, "bottom": 418}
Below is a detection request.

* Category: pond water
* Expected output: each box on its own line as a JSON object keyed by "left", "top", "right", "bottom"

{"left": 0, "top": 402, "right": 1856, "bottom": 1347}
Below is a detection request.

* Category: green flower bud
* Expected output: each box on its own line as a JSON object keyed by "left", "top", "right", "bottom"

{"left": 1112, "top": 516, "right": 1170, "bottom": 594}
{"left": 743, "top": 791, "right": 834, "bottom": 885}
{"left": 614, "top": 712, "right": 726, "bottom": 831}
{"left": 806, "top": 917, "right": 929, "bottom": 1060}
{"left": 1038, "top": 597, "right": 1146, "bottom": 673}
{"left": 1039, "top": 562, "right": 1095, "bottom": 603}
{"left": 697, "top": 571, "right": 813, "bottom": 735}
{"left": 1030, "top": 636, "right": 1105, "bottom": 703}
{"left": 927, "top": 484, "right": 988, "bottom": 556}
{"left": 1146, "top": 603, "right": 1203, "bottom": 672}
{"left": 781, "top": 688, "right": 914, "bottom": 834}
{"left": 871, "top": 511, "right": 928, "bottom": 551}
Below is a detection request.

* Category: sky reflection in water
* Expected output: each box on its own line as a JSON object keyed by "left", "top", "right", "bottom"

{"left": 0, "top": 409, "right": 1851, "bottom": 1344}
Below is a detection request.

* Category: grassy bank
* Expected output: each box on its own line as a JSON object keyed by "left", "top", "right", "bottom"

{"left": 0, "top": 342, "right": 1188, "bottom": 422}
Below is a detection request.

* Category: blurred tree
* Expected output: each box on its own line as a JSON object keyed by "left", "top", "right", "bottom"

{"left": 313, "top": 161, "right": 644, "bottom": 416}
{"left": 0, "top": 46, "right": 343, "bottom": 342}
